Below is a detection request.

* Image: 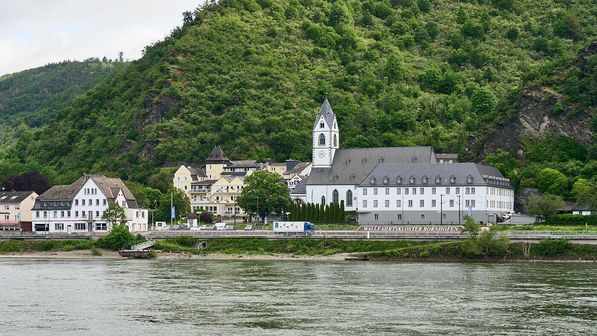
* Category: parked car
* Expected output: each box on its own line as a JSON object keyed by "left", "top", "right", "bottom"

{"left": 244, "top": 225, "right": 254, "bottom": 231}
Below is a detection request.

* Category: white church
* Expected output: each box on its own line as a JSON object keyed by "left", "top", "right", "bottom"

{"left": 292, "top": 99, "right": 514, "bottom": 225}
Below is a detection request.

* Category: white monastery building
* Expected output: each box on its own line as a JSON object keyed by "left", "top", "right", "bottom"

{"left": 31, "top": 175, "right": 148, "bottom": 233}
{"left": 293, "top": 99, "right": 514, "bottom": 224}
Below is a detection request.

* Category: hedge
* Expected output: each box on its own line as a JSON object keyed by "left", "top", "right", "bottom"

{"left": 545, "top": 214, "right": 597, "bottom": 226}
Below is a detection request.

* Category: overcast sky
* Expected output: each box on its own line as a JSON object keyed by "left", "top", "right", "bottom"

{"left": 0, "top": 0, "right": 200, "bottom": 76}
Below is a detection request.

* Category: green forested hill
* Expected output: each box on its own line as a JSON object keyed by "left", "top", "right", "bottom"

{"left": 1, "top": 0, "right": 595, "bottom": 203}
{"left": 0, "top": 59, "right": 126, "bottom": 143}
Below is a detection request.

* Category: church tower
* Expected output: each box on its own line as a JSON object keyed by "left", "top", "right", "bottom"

{"left": 312, "top": 98, "right": 339, "bottom": 168}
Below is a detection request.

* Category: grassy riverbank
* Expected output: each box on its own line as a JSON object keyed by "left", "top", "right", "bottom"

{"left": 155, "top": 237, "right": 427, "bottom": 255}
{"left": 1, "top": 236, "right": 596, "bottom": 262}
{"left": 367, "top": 239, "right": 597, "bottom": 261}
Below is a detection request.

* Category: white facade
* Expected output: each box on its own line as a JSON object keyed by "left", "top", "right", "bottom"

{"left": 356, "top": 185, "right": 513, "bottom": 224}
{"left": 32, "top": 175, "right": 148, "bottom": 233}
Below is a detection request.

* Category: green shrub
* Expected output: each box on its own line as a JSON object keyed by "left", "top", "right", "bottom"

{"left": 0, "top": 240, "right": 28, "bottom": 253}
{"left": 532, "top": 238, "right": 572, "bottom": 257}
{"left": 96, "top": 224, "right": 140, "bottom": 250}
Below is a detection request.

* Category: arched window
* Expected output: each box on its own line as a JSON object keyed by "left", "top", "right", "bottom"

{"left": 422, "top": 176, "right": 429, "bottom": 184}
{"left": 435, "top": 175, "right": 442, "bottom": 184}
{"left": 409, "top": 176, "right": 416, "bottom": 184}
{"left": 467, "top": 175, "right": 474, "bottom": 184}
{"left": 450, "top": 175, "right": 456, "bottom": 184}
{"left": 320, "top": 121, "right": 325, "bottom": 128}
{"left": 396, "top": 176, "right": 403, "bottom": 184}
{"left": 318, "top": 134, "right": 326, "bottom": 146}
{"left": 383, "top": 176, "right": 390, "bottom": 184}
{"left": 332, "top": 189, "right": 339, "bottom": 203}
{"left": 346, "top": 190, "right": 353, "bottom": 207}
{"left": 333, "top": 134, "right": 337, "bottom": 147}
{"left": 321, "top": 196, "right": 326, "bottom": 205}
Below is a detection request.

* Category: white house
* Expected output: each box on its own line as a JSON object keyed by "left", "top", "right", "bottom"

{"left": 31, "top": 175, "right": 148, "bottom": 233}
{"left": 294, "top": 99, "right": 514, "bottom": 224}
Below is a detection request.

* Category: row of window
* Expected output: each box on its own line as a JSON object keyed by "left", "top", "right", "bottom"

{"left": 362, "top": 187, "right": 476, "bottom": 196}
{"left": 74, "top": 199, "right": 107, "bottom": 207}
{"left": 362, "top": 199, "right": 476, "bottom": 209}
{"left": 488, "top": 187, "right": 513, "bottom": 196}
{"left": 488, "top": 200, "right": 511, "bottom": 209}
{"left": 370, "top": 175, "right": 476, "bottom": 185}
{"left": 51, "top": 223, "right": 106, "bottom": 231}
{"left": 83, "top": 188, "right": 98, "bottom": 195}
{"left": 36, "top": 210, "right": 102, "bottom": 219}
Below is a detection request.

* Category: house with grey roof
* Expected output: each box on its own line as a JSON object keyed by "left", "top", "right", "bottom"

{"left": 0, "top": 191, "right": 38, "bottom": 231}
{"left": 31, "top": 175, "right": 148, "bottom": 233}
{"left": 294, "top": 99, "right": 513, "bottom": 224}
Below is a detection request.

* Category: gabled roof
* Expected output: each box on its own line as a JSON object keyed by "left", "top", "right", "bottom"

{"left": 313, "top": 98, "right": 336, "bottom": 129}
{"left": 0, "top": 191, "right": 37, "bottom": 204}
{"left": 307, "top": 147, "right": 437, "bottom": 185}
{"left": 284, "top": 162, "right": 311, "bottom": 175}
{"left": 33, "top": 174, "right": 140, "bottom": 209}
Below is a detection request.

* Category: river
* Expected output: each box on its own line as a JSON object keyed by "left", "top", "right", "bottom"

{"left": 0, "top": 259, "right": 595, "bottom": 335}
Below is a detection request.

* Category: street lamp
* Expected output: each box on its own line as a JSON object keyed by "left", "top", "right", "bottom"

{"left": 439, "top": 194, "right": 445, "bottom": 225}
{"left": 457, "top": 194, "right": 461, "bottom": 225}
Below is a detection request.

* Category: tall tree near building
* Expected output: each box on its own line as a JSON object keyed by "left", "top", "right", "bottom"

{"left": 236, "top": 170, "right": 291, "bottom": 222}
{"left": 102, "top": 203, "right": 127, "bottom": 226}
{"left": 526, "top": 194, "right": 565, "bottom": 218}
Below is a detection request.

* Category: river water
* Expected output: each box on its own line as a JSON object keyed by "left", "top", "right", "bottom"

{"left": 0, "top": 259, "right": 595, "bottom": 335}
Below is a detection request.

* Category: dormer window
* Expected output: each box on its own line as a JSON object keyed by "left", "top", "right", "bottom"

{"left": 467, "top": 175, "right": 474, "bottom": 184}
{"left": 350, "top": 174, "right": 356, "bottom": 181}
{"left": 320, "top": 121, "right": 325, "bottom": 128}
{"left": 435, "top": 175, "right": 442, "bottom": 184}
{"left": 379, "top": 157, "right": 384, "bottom": 163}
{"left": 318, "top": 134, "right": 325, "bottom": 146}
{"left": 370, "top": 177, "right": 377, "bottom": 184}
{"left": 422, "top": 176, "right": 428, "bottom": 184}
{"left": 409, "top": 176, "right": 416, "bottom": 184}
{"left": 362, "top": 158, "right": 367, "bottom": 164}
{"left": 383, "top": 176, "right": 390, "bottom": 184}
{"left": 396, "top": 176, "right": 403, "bottom": 184}
{"left": 345, "top": 158, "right": 351, "bottom": 165}
{"left": 450, "top": 175, "right": 456, "bottom": 184}
{"left": 412, "top": 156, "right": 417, "bottom": 163}
{"left": 333, "top": 174, "right": 338, "bottom": 181}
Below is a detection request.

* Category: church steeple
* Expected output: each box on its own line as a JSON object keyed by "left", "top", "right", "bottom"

{"left": 312, "top": 98, "right": 339, "bottom": 168}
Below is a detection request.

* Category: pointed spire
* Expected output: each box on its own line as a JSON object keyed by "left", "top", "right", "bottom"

{"left": 314, "top": 98, "right": 335, "bottom": 129}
